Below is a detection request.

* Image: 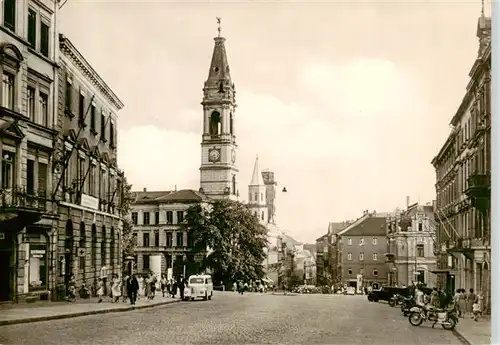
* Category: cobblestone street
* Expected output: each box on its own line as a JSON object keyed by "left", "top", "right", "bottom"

{"left": 0, "top": 293, "right": 463, "bottom": 345}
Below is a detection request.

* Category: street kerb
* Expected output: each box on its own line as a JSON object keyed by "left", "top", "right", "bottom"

{"left": 0, "top": 299, "right": 182, "bottom": 327}
{"left": 452, "top": 328, "right": 472, "bottom": 345}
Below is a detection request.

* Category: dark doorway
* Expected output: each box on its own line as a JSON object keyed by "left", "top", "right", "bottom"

{"left": 0, "top": 250, "right": 12, "bottom": 301}
{"left": 64, "top": 220, "right": 74, "bottom": 285}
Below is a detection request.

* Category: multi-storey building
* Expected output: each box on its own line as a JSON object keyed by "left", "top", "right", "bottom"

{"left": 315, "top": 233, "right": 328, "bottom": 286}
{"left": 431, "top": 12, "right": 491, "bottom": 313}
{"left": 0, "top": 0, "right": 60, "bottom": 302}
{"left": 386, "top": 200, "right": 437, "bottom": 287}
{"left": 335, "top": 211, "right": 388, "bottom": 291}
{"left": 130, "top": 189, "right": 208, "bottom": 279}
{"left": 51, "top": 34, "right": 124, "bottom": 298}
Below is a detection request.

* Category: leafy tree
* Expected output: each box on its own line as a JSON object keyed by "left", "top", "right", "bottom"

{"left": 119, "top": 175, "right": 136, "bottom": 259}
{"left": 182, "top": 199, "right": 268, "bottom": 287}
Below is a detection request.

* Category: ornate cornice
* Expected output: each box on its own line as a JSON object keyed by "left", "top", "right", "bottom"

{"left": 59, "top": 34, "right": 124, "bottom": 111}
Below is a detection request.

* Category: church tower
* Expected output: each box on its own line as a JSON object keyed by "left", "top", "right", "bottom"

{"left": 248, "top": 156, "right": 268, "bottom": 224}
{"left": 199, "top": 21, "right": 238, "bottom": 200}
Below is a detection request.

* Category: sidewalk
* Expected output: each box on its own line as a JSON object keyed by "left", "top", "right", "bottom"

{"left": 0, "top": 295, "right": 181, "bottom": 326}
{"left": 454, "top": 315, "right": 491, "bottom": 345}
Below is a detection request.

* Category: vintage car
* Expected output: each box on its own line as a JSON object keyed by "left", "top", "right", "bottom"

{"left": 367, "top": 286, "right": 411, "bottom": 302}
{"left": 183, "top": 274, "right": 214, "bottom": 301}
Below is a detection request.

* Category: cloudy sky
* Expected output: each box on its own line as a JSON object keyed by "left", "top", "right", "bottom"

{"left": 60, "top": 0, "right": 487, "bottom": 243}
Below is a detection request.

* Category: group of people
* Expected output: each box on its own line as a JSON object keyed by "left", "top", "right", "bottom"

{"left": 413, "top": 283, "right": 484, "bottom": 322}
{"left": 66, "top": 272, "right": 189, "bottom": 305}
{"left": 454, "top": 288, "right": 483, "bottom": 321}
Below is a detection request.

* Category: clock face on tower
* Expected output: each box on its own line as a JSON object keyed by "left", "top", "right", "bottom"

{"left": 231, "top": 148, "right": 236, "bottom": 164}
{"left": 208, "top": 148, "right": 221, "bottom": 163}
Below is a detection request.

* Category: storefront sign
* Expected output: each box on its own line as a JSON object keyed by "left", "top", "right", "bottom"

{"left": 31, "top": 249, "right": 46, "bottom": 258}
{"left": 81, "top": 194, "right": 99, "bottom": 210}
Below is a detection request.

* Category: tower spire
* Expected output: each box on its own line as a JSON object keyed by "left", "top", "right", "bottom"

{"left": 250, "top": 155, "right": 264, "bottom": 186}
{"left": 481, "top": 0, "right": 485, "bottom": 17}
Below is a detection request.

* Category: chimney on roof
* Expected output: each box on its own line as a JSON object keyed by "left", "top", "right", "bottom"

{"left": 406, "top": 196, "right": 410, "bottom": 209}
{"left": 143, "top": 188, "right": 147, "bottom": 192}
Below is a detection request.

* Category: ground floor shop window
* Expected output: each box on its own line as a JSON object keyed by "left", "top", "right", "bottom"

{"left": 29, "top": 240, "right": 48, "bottom": 291}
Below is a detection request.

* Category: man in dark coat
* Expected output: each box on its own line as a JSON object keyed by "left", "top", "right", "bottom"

{"left": 178, "top": 276, "right": 186, "bottom": 300}
{"left": 127, "top": 274, "right": 139, "bottom": 305}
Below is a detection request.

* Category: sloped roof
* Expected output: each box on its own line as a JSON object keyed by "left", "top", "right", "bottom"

{"left": 340, "top": 216, "right": 387, "bottom": 237}
{"left": 328, "top": 222, "right": 351, "bottom": 235}
{"left": 250, "top": 155, "right": 264, "bottom": 186}
{"left": 133, "top": 189, "right": 208, "bottom": 204}
{"left": 303, "top": 244, "right": 316, "bottom": 253}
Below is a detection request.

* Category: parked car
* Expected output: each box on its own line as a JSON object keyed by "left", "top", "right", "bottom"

{"left": 367, "top": 286, "right": 411, "bottom": 302}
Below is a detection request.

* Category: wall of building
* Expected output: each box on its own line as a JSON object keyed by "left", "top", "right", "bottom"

{"left": 340, "top": 235, "right": 388, "bottom": 286}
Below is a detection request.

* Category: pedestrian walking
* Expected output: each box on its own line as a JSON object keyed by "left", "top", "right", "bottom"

{"left": 171, "top": 279, "right": 177, "bottom": 298}
{"left": 122, "top": 275, "right": 129, "bottom": 302}
{"left": 138, "top": 275, "right": 145, "bottom": 300}
{"left": 458, "top": 289, "right": 467, "bottom": 317}
{"left": 67, "top": 273, "right": 76, "bottom": 302}
{"left": 161, "top": 275, "right": 167, "bottom": 297}
{"left": 467, "top": 288, "right": 477, "bottom": 318}
{"left": 127, "top": 274, "right": 139, "bottom": 305}
{"left": 111, "top": 274, "right": 122, "bottom": 303}
{"left": 150, "top": 275, "right": 157, "bottom": 300}
{"left": 178, "top": 276, "right": 186, "bottom": 300}
{"left": 97, "top": 278, "right": 104, "bottom": 303}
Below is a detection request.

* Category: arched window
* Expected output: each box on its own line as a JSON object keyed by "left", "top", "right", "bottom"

{"left": 261, "top": 211, "right": 264, "bottom": 220}
{"left": 232, "top": 175, "right": 236, "bottom": 195}
{"left": 229, "top": 112, "right": 234, "bottom": 135}
{"left": 101, "top": 225, "right": 106, "bottom": 266}
{"left": 260, "top": 193, "right": 263, "bottom": 201}
{"left": 209, "top": 111, "right": 221, "bottom": 136}
{"left": 79, "top": 222, "right": 86, "bottom": 270}
{"left": 254, "top": 192, "right": 258, "bottom": 201}
{"left": 91, "top": 224, "right": 97, "bottom": 268}
{"left": 110, "top": 226, "right": 115, "bottom": 266}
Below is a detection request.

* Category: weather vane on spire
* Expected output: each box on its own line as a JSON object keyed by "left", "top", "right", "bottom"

{"left": 216, "top": 17, "right": 222, "bottom": 37}
{"left": 481, "top": 0, "right": 485, "bottom": 16}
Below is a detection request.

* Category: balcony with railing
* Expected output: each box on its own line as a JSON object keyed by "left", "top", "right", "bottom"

{"left": 446, "top": 237, "right": 473, "bottom": 260}
{"left": 465, "top": 173, "right": 491, "bottom": 210}
{"left": 0, "top": 186, "right": 49, "bottom": 224}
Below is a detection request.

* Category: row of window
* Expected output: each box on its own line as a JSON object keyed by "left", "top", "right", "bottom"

{"left": 2, "top": 71, "right": 50, "bottom": 127}
{"left": 387, "top": 222, "right": 426, "bottom": 232}
{"left": 347, "top": 268, "right": 379, "bottom": 277}
{"left": 346, "top": 253, "right": 379, "bottom": 261}
{"left": 139, "top": 231, "right": 191, "bottom": 248}
{"left": 346, "top": 238, "right": 378, "bottom": 246}
{"left": 4, "top": 0, "right": 51, "bottom": 58}
{"left": 140, "top": 253, "right": 189, "bottom": 271}
{"left": 66, "top": 82, "right": 116, "bottom": 148}
{"left": 63, "top": 154, "right": 120, "bottom": 203}
{"left": 131, "top": 211, "right": 184, "bottom": 225}
{"left": 65, "top": 221, "right": 119, "bottom": 273}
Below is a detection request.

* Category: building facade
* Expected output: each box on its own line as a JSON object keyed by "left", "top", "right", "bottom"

{"left": 431, "top": 13, "right": 491, "bottom": 313}
{"left": 336, "top": 211, "right": 389, "bottom": 291}
{"left": 386, "top": 201, "right": 437, "bottom": 287}
{"left": 52, "top": 34, "right": 124, "bottom": 299}
{"left": 199, "top": 33, "right": 239, "bottom": 201}
{"left": 315, "top": 234, "right": 328, "bottom": 286}
{"left": 130, "top": 189, "right": 208, "bottom": 280}
{"left": 0, "top": 0, "right": 60, "bottom": 302}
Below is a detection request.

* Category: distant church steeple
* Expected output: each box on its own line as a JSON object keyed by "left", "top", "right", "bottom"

{"left": 248, "top": 155, "right": 267, "bottom": 224}
{"left": 199, "top": 18, "right": 238, "bottom": 200}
